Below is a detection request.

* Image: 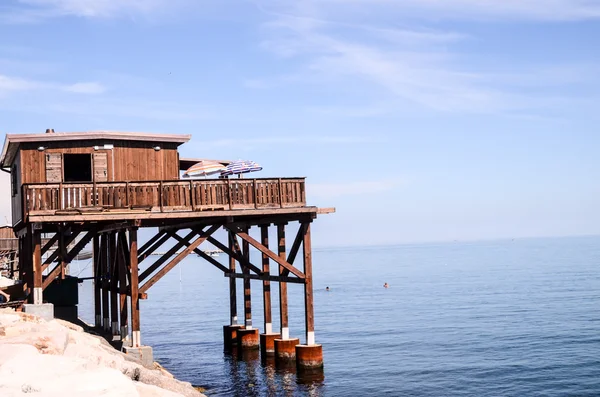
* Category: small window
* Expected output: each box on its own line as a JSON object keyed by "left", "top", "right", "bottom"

{"left": 11, "top": 164, "right": 17, "bottom": 196}
{"left": 63, "top": 154, "right": 92, "bottom": 182}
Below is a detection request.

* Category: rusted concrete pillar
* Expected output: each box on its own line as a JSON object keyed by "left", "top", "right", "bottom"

{"left": 295, "top": 344, "right": 323, "bottom": 370}
{"left": 223, "top": 324, "right": 245, "bottom": 351}
{"left": 237, "top": 328, "right": 259, "bottom": 350}
{"left": 260, "top": 333, "right": 281, "bottom": 357}
{"left": 274, "top": 337, "right": 300, "bottom": 365}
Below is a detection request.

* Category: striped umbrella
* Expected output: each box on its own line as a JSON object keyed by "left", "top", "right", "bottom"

{"left": 220, "top": 160, "right": 262, "bottom": 177}
{"left": 183, "top": 160, "right": 226, "bottom": 178}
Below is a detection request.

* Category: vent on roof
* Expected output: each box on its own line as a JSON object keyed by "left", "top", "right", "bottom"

{"left": 45, "top": 128, "right": 55, "bottom": 134}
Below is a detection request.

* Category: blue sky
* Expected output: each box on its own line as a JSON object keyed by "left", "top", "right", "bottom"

{"left": 1, "top": 0, "right": 600, "bottom": 246}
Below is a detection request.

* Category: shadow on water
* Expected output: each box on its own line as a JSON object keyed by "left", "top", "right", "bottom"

{"left": 220, "top": 350, "right": 325, "bottom": 396}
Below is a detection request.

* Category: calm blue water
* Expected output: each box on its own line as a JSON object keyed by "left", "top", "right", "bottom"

{"left": 78, "top": 235, "right": 600, "bottom": 396}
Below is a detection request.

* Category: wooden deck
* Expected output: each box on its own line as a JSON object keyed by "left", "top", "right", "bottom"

{"left": 21, "top": 178, "right": 308, "bottom": 222}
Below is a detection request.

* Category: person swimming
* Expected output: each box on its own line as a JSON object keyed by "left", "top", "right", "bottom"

{"left": 383, "top": 283, "right": 389, "bottom": 288}
{"left": 326, "top": 286, "right": 330, "bottom": 291}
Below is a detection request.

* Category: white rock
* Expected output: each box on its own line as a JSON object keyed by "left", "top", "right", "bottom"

{"left": 0, "top": 310, "right": 206, "bottom": 397}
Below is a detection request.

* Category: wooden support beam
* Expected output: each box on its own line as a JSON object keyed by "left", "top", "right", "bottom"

{"left": 118, "top": 231, "right": 129, "bottom": 341}
{"left": 110, "top": 232, "right": 119, "bottom": 335}
{"left": 277, "top": 224, "right": 289, "bottom": 339}
{"left": 231, "top": 229, "right": 305, "bottom": 279}
{"left": 97, "top": 221, "right": 138, "bottom": 235}
{"left": 101, "top": 234, "right": 110, "bottom": 331}
{"left": 287, "top": 223, "right": 306, "bottom": 265}
{"left": 42, "top": 262, "right": 62, "bottom": 290}
{"left": 261, "top": 225, "right": 273, "bottom": 334}
{"left": 41, "top": 232, "right": 60, "bottom": 256}
{"left": 139, "top": 229, "right": 198, "bottom": 282}
{"left": 130, "top": 228, "right": 141, "bottom": 347}
{"left": 228, "top": 232, "right": 237, "bottom": 325}
{"left": 224, "top": 272, "right": 305, "bottom": 284}
{"left": 137, "top": 232, "right": 171, "bottom": 264}
{"left": 196, "top": 250, "right": 230, "bottom": 273}
{"left": 303, "top": 223, "right": 315, "bottom": 345}
{"left": 65, "top": 229, "right": 97, "bottom": 263}
{"left": 139, "top": 225, "right": 221, "bottom": 294}
{"left": 93, "top": 236, "right": 101, "bottom": 328}
{"left": 31, "top": 227, "right": 43, "bottom": 304}
{"left": 206, "top": 235, "right": 263, "bottom": 275}
{"left": 58, "top": 227, "right": 67, "bottom": 279}
{"left": 242, "top": 227, "right": 252, "bottom": 329}
{"left": 137, "top": 230, "right": 167, "bottom": 258}
{"left": 41, "top": 229, "right": 81, "bottom": 271}
{"left": 167, "top": 230, "right": 229, "bottom": 273}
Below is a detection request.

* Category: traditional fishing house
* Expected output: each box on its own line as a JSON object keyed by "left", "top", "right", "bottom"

{"left": 0, "top": 129, "right": 331, "bottom": 370}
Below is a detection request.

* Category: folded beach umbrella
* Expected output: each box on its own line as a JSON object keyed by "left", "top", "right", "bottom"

{"left": 183, "top": 160, "right": 226, "bottom": 178}
{"left": 220, "top": 159, "right": 262, "bottom": 177}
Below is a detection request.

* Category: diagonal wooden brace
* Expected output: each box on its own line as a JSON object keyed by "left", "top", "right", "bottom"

{"left": 139, "top": 225, "right": 221, "bottom": 294}
{"left": 206, "top": 235, "right": 263, "bottom": 275}
{"left": 232, "top": 230, "right": 305, "bottom": 279}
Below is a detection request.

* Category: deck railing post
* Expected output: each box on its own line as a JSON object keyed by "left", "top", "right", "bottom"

{"left": 159, "top": 181, "right": 164, "bottom": 212}
{"left": 278, "top": 178, "right": 283, "bottom": 208}
{"left": 59, "top": 183, "right": 64, "bottom": 210}
{"left": 253, "top": 179, "right": 258, "bottom": 209}
{"left": 227, "top": 179, "right": 233, "bottom": 210}
{"left": 189, "top": 180, "right": 195, "bottom": 211}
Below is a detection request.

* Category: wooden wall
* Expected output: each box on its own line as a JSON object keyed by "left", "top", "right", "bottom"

{"left": 17, "top": 140, "right": 180, "bottom": 184}
{"left": 0, "top": 227, "right": 15, "bottom": 239}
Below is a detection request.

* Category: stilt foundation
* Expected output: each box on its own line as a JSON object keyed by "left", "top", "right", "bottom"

{"left": 274, "top": 337, "right": 300, "bottom": 364}
{"left": 237, "top": 328, "right": 259, "bottom": 350}
{"left": 223, "top": 324, "right": 245, "bottom": 350}
{"left": 260, "top": 333, "right": 281, "bottom": 356}
{"left": 296, "top": 344, "right": 323, "bottom": 370}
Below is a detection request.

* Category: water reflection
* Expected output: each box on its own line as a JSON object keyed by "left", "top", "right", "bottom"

{"left": 221, "top": 350, "right": 325, "bottom": 396}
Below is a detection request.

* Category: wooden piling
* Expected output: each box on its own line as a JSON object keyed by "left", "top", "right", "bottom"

{"left": 277, "top": 223, "right": 289, "bottom": 339}
{"left": 93, "top": 236, "right": 101, "bottom": 328}
{"left": 101, "top": 234, "right": 110, "bottom": 331}
{"left": 129, "top": 228, "right": 141, "bottom": 347}
{"left": 109, "top": 232, "right": 119, "bottom": 336}
{"left": 261, "top": 225, "right": 272, "bottom": 334}
{"left": 242, "top": 228, "right": 252, "bottom": 329}
{"left": 31, "top": 227, "right": 42, "bottom": 305}
{"left": 118, "top": 231, "right": 129, "bottom": 341}
{"left": 228, "top": 231, "right": 237, "bottom": 326}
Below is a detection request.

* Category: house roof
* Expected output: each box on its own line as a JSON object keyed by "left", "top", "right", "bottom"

{"left": 0, "top": 131, "right": 191, "bottom": 167}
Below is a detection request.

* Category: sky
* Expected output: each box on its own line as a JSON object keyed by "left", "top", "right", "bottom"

{"left": 1, "top": 0, "right": 600, "bottom": 246}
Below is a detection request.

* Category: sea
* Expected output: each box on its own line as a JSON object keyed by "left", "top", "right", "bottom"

{"left": 77, "top": 235, "right": 600, "bottom": 396}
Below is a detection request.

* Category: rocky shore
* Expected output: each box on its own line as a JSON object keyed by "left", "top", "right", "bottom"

{"left": 0, "top": 309, "right": 205, "bottom": 397}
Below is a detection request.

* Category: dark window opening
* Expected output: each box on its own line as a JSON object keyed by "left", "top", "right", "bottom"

{"left": 63, "top": 154, "right": 92, "bottom": 182}
{"left": 11, "top": 164, "right": 17, "bottom": 196}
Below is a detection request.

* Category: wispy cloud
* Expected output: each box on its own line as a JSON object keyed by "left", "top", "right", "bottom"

{"left": 0, "top": 0, "right": 198, "bottom": 23}
{"left": 261, "top": 0, "right": 600, "bottom": 22}
{"left": 252, "top": 1, "right": 600, "bottom": 115}
{"left": 0, "top": 74, "right": 106, "bottom": 96}
{"left": 64, "top": 82, "right": 106, "bottom": 94}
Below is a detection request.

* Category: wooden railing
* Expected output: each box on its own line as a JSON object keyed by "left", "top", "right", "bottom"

{"left": 22, "top": 178, "right": 306, "bottom": 217}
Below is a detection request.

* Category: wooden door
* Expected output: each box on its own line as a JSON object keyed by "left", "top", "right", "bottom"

{"left": 93, "top": 152, "right": 108, "bottom": 182}
{"left": 45, "top": 153, "right": 62, "bottom": 182}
